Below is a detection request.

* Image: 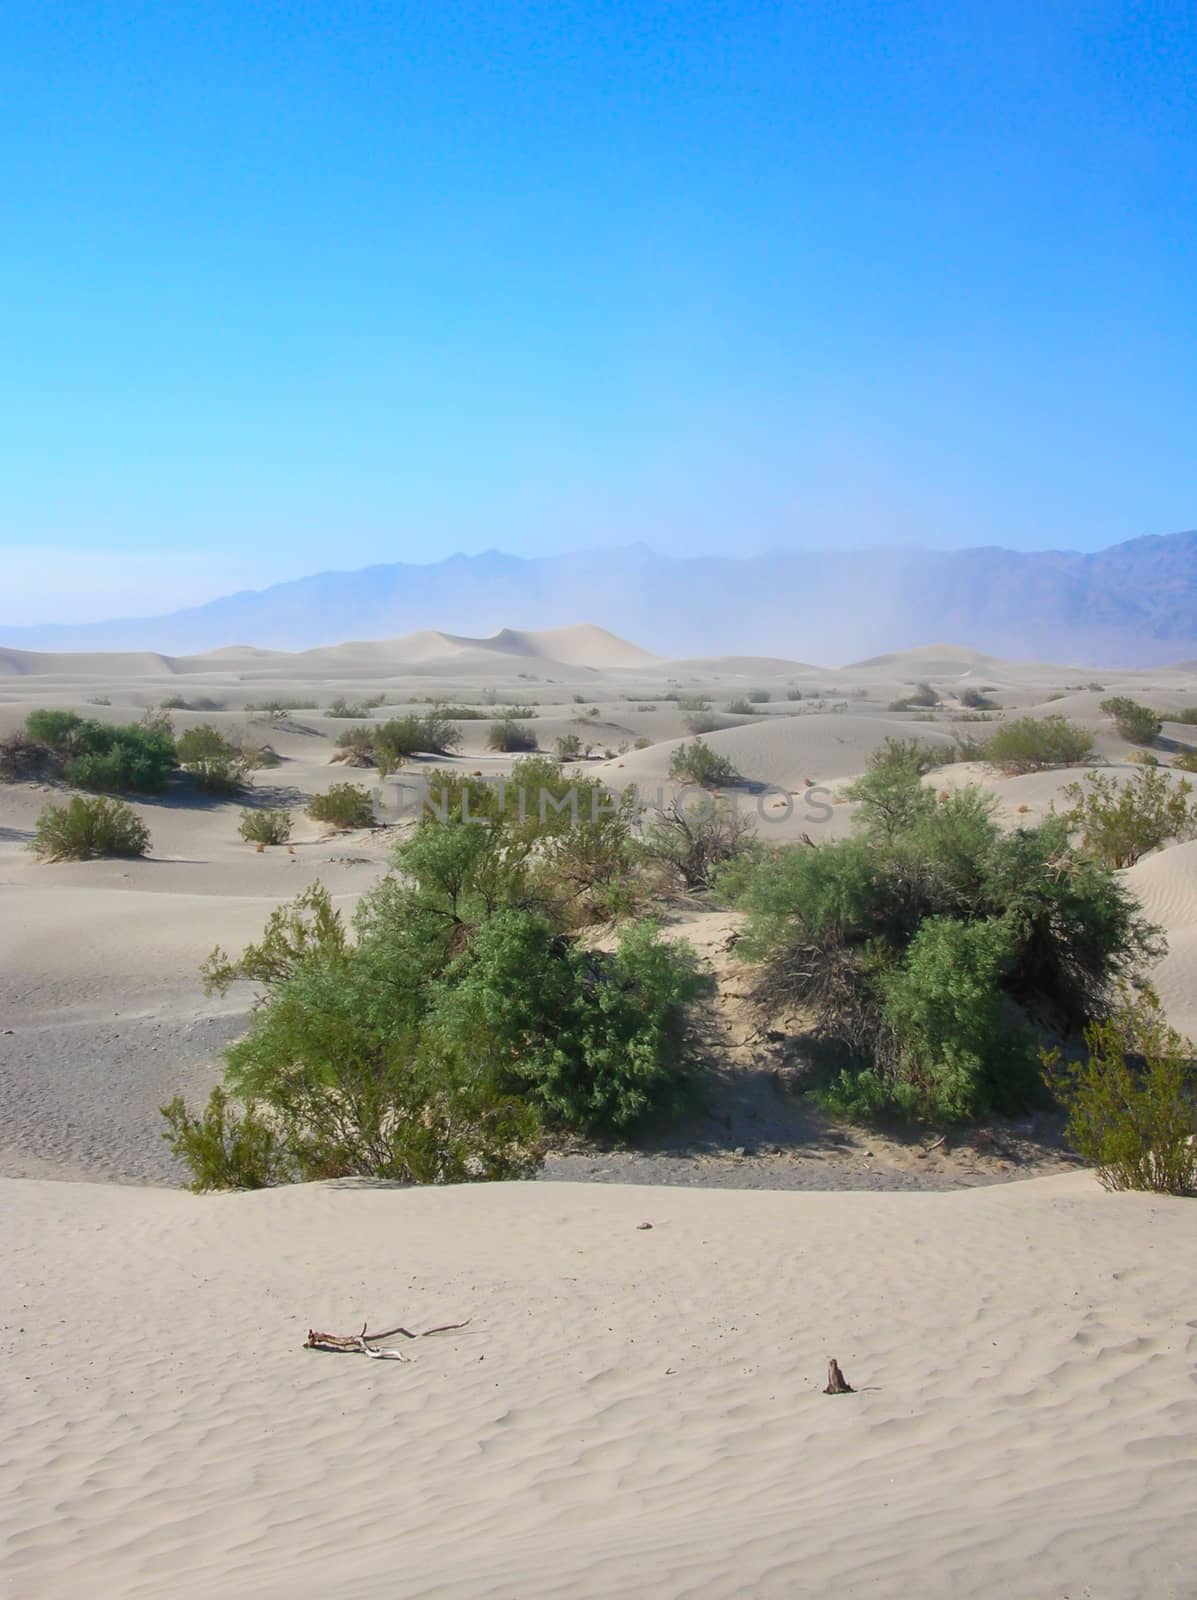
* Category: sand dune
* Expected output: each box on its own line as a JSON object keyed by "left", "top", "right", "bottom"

{"left": 844, "top": 643, "right": 1003, "bottom": 676}
{"left": 4, "top": 636, "right": 1197, "bottom": 1598}
{"left": 607, "top": 712, "right": 960, "bottom": 793}
{"left": 4, "top": 1172, "right": 1195, "bottom": 1600}
{"left": 0, "top": 647, "right": 180, "bottom": 679}
{"left": 1123, "top": 839, "right": 1197, "bottom": 1040}
{"left": 0, "top": 623, "right": 656, "bottom": 680}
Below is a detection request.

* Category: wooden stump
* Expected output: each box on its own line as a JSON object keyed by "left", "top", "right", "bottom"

{"left": 823, "top": 1358, "right": 855, "bottom": 1394}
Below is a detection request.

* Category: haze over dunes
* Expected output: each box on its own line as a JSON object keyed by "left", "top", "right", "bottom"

{"left": 6, "top": 529, "right": 1197, "bottom": 666}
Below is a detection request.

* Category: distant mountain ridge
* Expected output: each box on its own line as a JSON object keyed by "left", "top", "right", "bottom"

{"left": 4, "top": 530, "right": 1196, "bottom": 666}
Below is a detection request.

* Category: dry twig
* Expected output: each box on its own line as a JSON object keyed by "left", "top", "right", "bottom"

{"left": 305, "top": 1319, "right": 471, "bottom": 1359}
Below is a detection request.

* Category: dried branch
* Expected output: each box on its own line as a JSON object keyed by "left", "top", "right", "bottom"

{"left": 304, "top": 1318, "right": 471, "bottom": 1357}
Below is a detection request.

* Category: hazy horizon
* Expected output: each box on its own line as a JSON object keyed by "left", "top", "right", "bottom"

{"left": 2, "top": 3, "right": 1195, "bottom": 623}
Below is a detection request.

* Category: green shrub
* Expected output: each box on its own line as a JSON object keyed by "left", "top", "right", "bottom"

{"left": 367, "top": 712, "right": 463, "bottom": 774}
{"left": 1101, "top": 696, "right": 1162, "bottom": 746}
{"left": 785, "top": 687, "right": 802, "bottom": 701}
{"left": 748, "top": 689, "right": 770, "bottom": 704}
{"left": 487, "top": 718, "right": 538, "bottom": 752}
{"left": 845, "top": 739, "right": 945, "bottom": 837}
{"left": 1173, "top": 707, "right": 1197, "bottom": 726}
{"left": 425, "top": 912, "right": 703, "bottom": 1134}
{"left": 873, "top": 917, "right": 1031, "bottom": 1122}
{"left": 31, "top": 796, "right": 150, "bottom": 861}
{"left": 1174, "top": 750, "right": 1197, "bottom": 773}
{"left": 176, "top": 724, "right": 250, "bottom": 792}
{"left": 334, "top": 724, "right": 377, "bottom": 758}
{"left": 634, "top": 736, "right": 652, "bottom": 750}
{"left": 50, "top": 712, "right": 177, "bottom": 794}
{"left": 555, "top": 733, "right": 584, "bottom": 761}
{"left": 1060, "top": 766, "right": 1196, "bottom": 868}
{"left": 306, "top": 783, "right": 374, "bottom": 829}
{"left": 327, "top": 694, "right": 385, "bottom": 719}
{"left": 1043, "top": 992, "right": 1196, "bottom": 1194}
{"left": 725, "top": 697, "right": 753, "bottom": 715}
{"left": 245, "top": 698, "right": 318, "bottom": 715}
{"left": 958, "top": 687, "right": 996, "bottom": 709}
{"left": 25, "top": 709, "right": 85, "bottom": 750}
{"left": 725, "top": 781, "right": 1162, "bottom": 1122}
{"left": 668, "top": 738, "right": 741, "bottom": 787}
{"left": 161, "top": 1087, "right": 292, "bottom": 1191}
{"left": 239, "top": 808, "right": 292, "bottom": 846}
{"left": 984, "top": 715, "right": 1094, "bottom": 774}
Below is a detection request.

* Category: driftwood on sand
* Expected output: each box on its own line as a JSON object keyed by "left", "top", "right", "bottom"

{"left": 304, "top": 1320, "right": 471, "bottom": 1361}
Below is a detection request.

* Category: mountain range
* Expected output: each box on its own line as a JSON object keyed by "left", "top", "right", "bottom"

{"left": 4, "top": 530, "right": 1196, "bottom": 666}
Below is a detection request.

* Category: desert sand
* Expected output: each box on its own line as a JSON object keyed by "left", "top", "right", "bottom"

{"left": 3, "top": 625, "right": 1197, "bottom": 1598}
{"left": 4, "top": 1173, "right": 1196, "bottom": 1600}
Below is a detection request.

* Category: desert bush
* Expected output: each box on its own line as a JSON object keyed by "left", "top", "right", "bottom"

{"left": 1043, "top": 991, "right": 1196, "bottom": 1194}
{"left": 1173, "top": 708, "right": 1197, "bottom": 726}
{"left": 684, "top": 711, "right": 727, "bottom": 734}
{"left": 333, "top": 724, "right": 377, "bottom": 758}
{"left": 414, "top": 758, "right": 642, "bottom": 927}
{"left": 889, "top": 682, "right": 939, "bottom": 711}
{"left": 487, "top": 718, "right": 538, "bottom": 752}
{"left": 428, "top": 912, "right": 703, "bottom": 1134}
{"left": 1173, "top": 750, "right": 1197, "bottom": 773}
{"left": 502, "top": 703, "right": 538, "bottom": 719}
{"left": 677, "top": 695, "right": 711, "bottom": 714}
{"left": 177, "top": 802, "right": 702, "bottom": 1183}
{"left": 844, "top": 740, "right": 941, "bottom": 837}
{"left": 24, "top": 709, "right": 85, "bottom": 751}
{"left": 1101, "top": 696, "right": 1162, "bottom": 746}
{"left": 419, "top": 707, "right": 463, "bottom": 755}
{"left": 748, "top": 689, "right": 770, "bottom": 704}
{"left": 30, "top": 795, "right": 150, "bottom": 861}
{"left": 724, "top": 771, "right": 1162, "bottom": 1122}
{"left": 1128, "top": 748, "right": 1159, "bottom": 767}
{"left": 634, "top": 736, "right": 652, "bottom": 750}
{"left": 238, "top": 808, "right": 292, "bottom": 846}
{"left": 1060, "top": 766, "right": 1196, "bottom": 868}
{"left": 555, "top": 733, "right": 584, "bottom": 761}
{"left": 245, "top": 698, "right": 318, "bottom": 715}
{"left": 0, "top": 731, "right": 61, "bottom": 783}
{"left": 161, "top": 1087, "right": 292, "bottom": 1191}
{"left": 44, "top": 711, "right": 177, "bottom": 794}
{"left": 176, "top": 724, "right": 250, "bottom": 792}
{"left": 984, "top": 715, "right": 1094, "bottom": 774}
{"left": 160, "top": 695, "right": 223, "bottom": 712}
{"left": 306, "top": 783, "right": 374, "bottom": 830}
{"left": 638, "top": 796, "right": 758, "bottom": 890}
{"left": 668, "top": 738, "right": 741, "bottom": 787}
{"left": 725, "top": 697, "right": 753, "bottom": 715}
{"left": 327, "top": 694, "right": 385, "bottom": 719}
{"left": 958, "top": 687, "right": 996, "bottom": 709}
{"left": 785, "top": 687, "right": 802, "bottom": 701}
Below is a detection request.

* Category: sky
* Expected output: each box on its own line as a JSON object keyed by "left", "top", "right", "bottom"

{"left": 1, "top": 0, "right": 1195, "bottom": 623}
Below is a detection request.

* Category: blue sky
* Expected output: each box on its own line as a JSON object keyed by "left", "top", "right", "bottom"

{"left": 1, "top": 1, "right": 1195, "bottom": 621}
